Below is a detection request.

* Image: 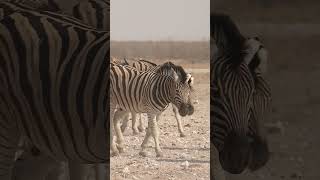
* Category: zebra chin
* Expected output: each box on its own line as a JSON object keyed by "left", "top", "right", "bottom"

{"left": 219, "top": 133, "right": 251, "bottom": 174}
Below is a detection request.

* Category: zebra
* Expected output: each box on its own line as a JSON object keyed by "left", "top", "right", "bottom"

{"left": 110, "top": 62, "right": 193, "bottom": 157}
{"left": 211, "top": 13, "right": 271, "bottom": 175}
{"left": 4, "top": 0, "right": 109, "bottom": 30}
{"left": 120, "top": 59, "right": 195, "bottom": 137}
{"left": 0, "top": 2, "right": 108, "bottom": 179}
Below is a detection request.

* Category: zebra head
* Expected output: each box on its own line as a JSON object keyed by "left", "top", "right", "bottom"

{"left": 157, "top": 62, "right": 194, "bottom": 116}
{"left": 211, "top": 13, "right": 271, "bottom": 174}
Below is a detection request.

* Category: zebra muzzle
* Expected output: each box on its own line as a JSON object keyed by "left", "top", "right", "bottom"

{"left": 187, "top": 104, "right": 194, "bottom": 115}
{"left": 178, "top": 103, "right": 189, "bottom": 117}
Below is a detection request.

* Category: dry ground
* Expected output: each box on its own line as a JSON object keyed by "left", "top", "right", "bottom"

{"left": 111, "top": 63, "right": 210, "bottom": 180}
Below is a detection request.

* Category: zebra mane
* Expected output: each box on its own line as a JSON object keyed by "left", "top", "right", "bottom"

{"left": 138, "top": 59, "right": 157, "bottom": 67}
{"left": 156, "top": 62, "right": 188, "bottom": 83}
{"left": 123, "top": 58, "right": 129, "bottom": 65}
{"left": 211, "top": 13, "right": 246, "bottom": 65}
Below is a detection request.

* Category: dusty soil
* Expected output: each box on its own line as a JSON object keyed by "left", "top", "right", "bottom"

{"left": 110, "top": 65, "right": 210, "bottom": 180}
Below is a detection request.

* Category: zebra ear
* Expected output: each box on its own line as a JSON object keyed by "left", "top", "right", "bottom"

{"left": 170, "top": 68, "right": 179, "bottom": 82}
{"left": 186, "top": 74, "right": 194, "bottom": 86}
{"left": 244, "top": 38, "right": 268, "bottom": 74}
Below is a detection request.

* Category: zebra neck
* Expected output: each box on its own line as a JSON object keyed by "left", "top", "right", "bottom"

{"left": 149, "top": 76, "right": 175, "bottom": 111}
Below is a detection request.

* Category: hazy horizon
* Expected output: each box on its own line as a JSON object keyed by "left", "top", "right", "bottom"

{"left": 111, "top": 0, "right": 210, "bottom": 41}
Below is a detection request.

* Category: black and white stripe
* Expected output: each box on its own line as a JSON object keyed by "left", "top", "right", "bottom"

{"left": 4, "top": 0, "right": 109, "bottom": 30}
{"left": 110, "top": 62, "right": 193, "bottom": 157}
{"left": 120, "top": 59, "right": 195, "bottom": 137}
{"left": 0, "top": 3, "right": 108, "bottom": 179}
{"left": 211, "top": 13, "right": 271, "bottom": 174}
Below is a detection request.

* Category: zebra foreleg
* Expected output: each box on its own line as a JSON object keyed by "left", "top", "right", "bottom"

{"left": 113, "top": 110, "right": 128, "bottom": 153}
{"left": 110, "top": 109, "right": 119, "bottom": 156}
{"left": 139, "top": 124, "right": 152, "bottom": 157}
{"left": 172, "top": 105, "right": 186, "bottom": 137}
{"left": 131, "top": 112, "right": 140, "bottom": 135}
{"left": 148, "top": 114, "right": 163, "bottom": 157}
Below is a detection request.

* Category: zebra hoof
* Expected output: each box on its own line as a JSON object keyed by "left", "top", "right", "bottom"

{"left": 139, "top": 151, "right": 149, "bottom": 157}
{"left": 133, "top": 130, "right": 139, "bottom": 135}
{"left": 180, "top": 133, "right": 186, "bottom": 137}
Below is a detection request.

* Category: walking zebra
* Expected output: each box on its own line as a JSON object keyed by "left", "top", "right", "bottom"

{"left": 0, "top": 2, "right": 108, "bottom": 179}
{"left": 211, "top": 13, "right": 271, "bottom": 175}
{"left": 120, "top": 59, "right": 195, "bottom": 137}
{"left": 4, "top": 0, "right": 109, "bottom": 30}
{"left": 110, "top": 62, "right": 193, "bottom": 157}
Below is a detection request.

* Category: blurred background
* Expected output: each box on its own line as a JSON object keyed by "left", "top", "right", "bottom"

{"left": 111, "top": 0, "right": 209, "bottom": 67}
{"left": 213, "top": 0, "right": 320, "bottom": 179}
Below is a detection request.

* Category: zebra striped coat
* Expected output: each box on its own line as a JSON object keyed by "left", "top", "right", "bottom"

{"left": 0, "top": 3, "right": 108, "bottom": 179}
{"left": 211, "top": 13, "right": 271, "bottom": 175}
{"left": 119, "top": 59, "right": 195, "bottom": 137}
{"left": 4, "top": 0, "right": 109, "bottom": 30}
{"left": 110, "top": 62, "right": 193, "bottom": 157}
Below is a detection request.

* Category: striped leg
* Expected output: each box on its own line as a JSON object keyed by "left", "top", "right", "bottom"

{"left": 140, "top": 114, "right": 163, "bottom": 157}
{"left": 120, "top": 113, "right": 130, "bottom": 133}
{"left": 137, "top": 113, "right": 145, "bottom": 132}
{"left": 131, "top": 112, "right": 139, "bottom": 134}
{"left": 113, "top": 110, "right": 127, "bottom": 153}
{"left": 110, "top": 109, "right": 119, "bottom": 156}
{"left": 172, "top": 105, "right": 186, "bottom": 137}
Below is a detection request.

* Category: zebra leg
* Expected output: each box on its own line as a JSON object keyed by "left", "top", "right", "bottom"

{"left": 131, "top": 112, "right": 140, "bottom": 135}
{"left": 120, "top": 113, "right": 130, "bottom": 133}
{"left": 139, "top": 124, "right": 152, "bottom": 157}
{"left": 137, "top": 113, "right": 145, "bottom": 132}
{"left": 172, "top": 105, "right": 186, "bottom": 137}
{"left": 113, "top": 110, "right": 128, "bottom": 153}
{"left": 148, "top": 114, "right": 163, "bottom": 157}
{"left": 110, "top": 109, "right": 119, "bottom": 156}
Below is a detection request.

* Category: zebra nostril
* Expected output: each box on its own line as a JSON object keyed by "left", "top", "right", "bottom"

{"left": 187, "top": 104, "right": 194, "bottom": 115}
{"left": 219, "top": 132, "right": 251, "bottom": 174}
{"left": 178, "top": 104, "right": 189, "bottom": 117}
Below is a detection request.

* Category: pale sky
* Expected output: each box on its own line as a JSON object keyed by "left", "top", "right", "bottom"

{"left": 111, "top": 0, "right": 210, "bottom": 41}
